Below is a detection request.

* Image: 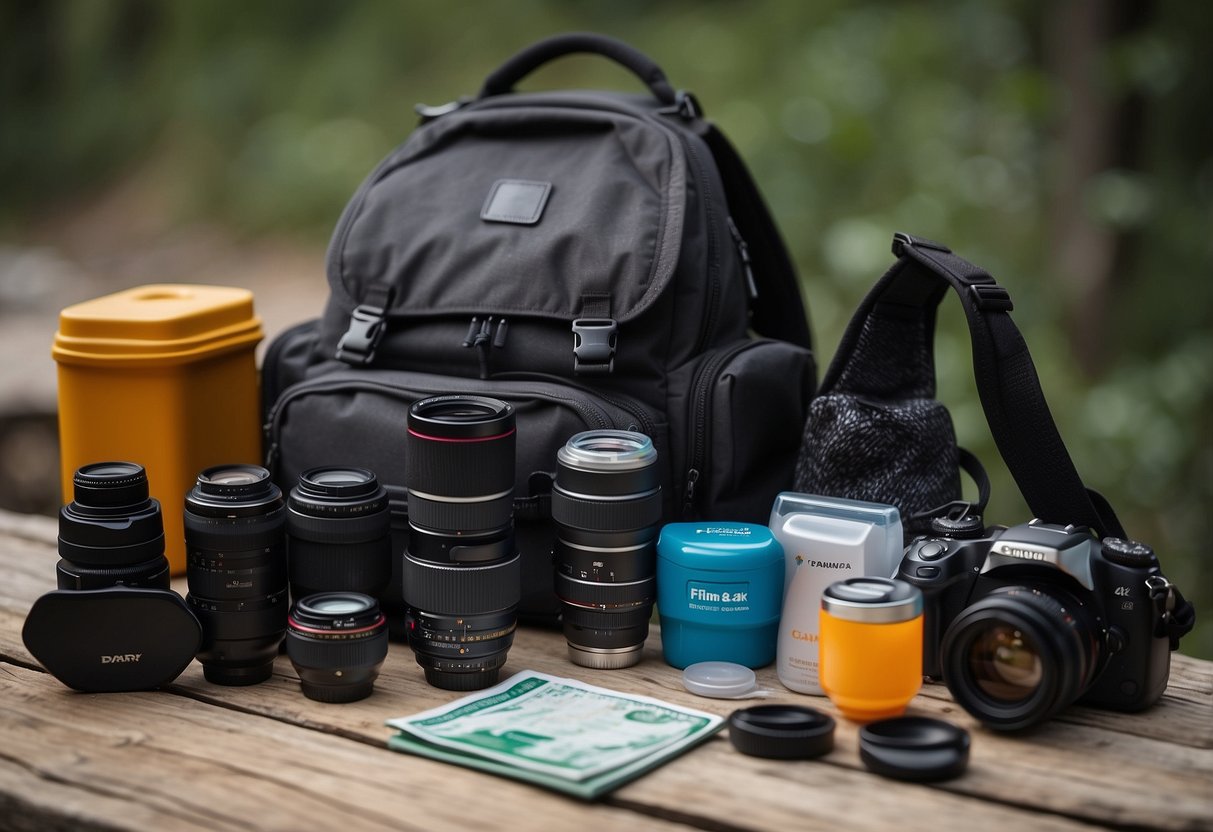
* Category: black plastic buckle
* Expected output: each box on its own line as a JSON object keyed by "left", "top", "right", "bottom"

{"left": 891, "top": 232, "right": 952, "bottom": 258}
{"left": 658, "top": 90, "right": 702, "bottom": 120}
{"left": 969, "top": 283, "right": 1014, "bottom": 313}
{"left": 336, "top": 305, "right": 389, "bottom": 366}
{"left": 572, "top": 318, "right": 617, "bottom": 375}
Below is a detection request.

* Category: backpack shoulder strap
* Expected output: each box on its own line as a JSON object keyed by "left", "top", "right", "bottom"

{"left": 696, "top": 121, "right": 813, "bottom": 350}
{"left": 824, "top": 231, "right": 1125, "bottom": 539}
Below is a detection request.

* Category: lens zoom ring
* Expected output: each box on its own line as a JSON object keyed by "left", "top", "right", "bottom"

{"left": 550, "top": 489, "right": 663, "bottom": 532}
{"left": 555, "top": 573, "right": 655, "bottom": 608}
{"left": 286, "top": 629, "right": 389, "bottom": 670}
{"left": 406, "top": 433, "right": 515, "bottom": 498}
{"left": 403, "top": 553, "right": 520, "bottom": 615}
{"left": 407, "top": 492, "right": 513, "bottom": 534}
{"left": 561, "top": 603, "right": 654, "bottom": 630}
{"left": 288, "top": 538, "right": 391, "bottom": 596}
{"left": 286, "top": 508, "right": 391, "bottom": 544}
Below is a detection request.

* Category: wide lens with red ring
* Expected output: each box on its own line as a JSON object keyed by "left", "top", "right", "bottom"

{"left": 286, "top": 592, "right": 389, "bottom": 703}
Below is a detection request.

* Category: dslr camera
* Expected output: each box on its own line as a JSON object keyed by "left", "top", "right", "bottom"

{"left": 899, "top": 517, "right": 1189, "bottom": 731}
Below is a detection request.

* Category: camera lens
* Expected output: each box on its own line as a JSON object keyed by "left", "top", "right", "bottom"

{"left": 286, "top": 592, "right": 389, "bottom": 702}
{"left": 57, "top": 461, "right": 170, "bottom": 590}
{"left": 286, "top": 467, "right": 392, "bottom": 600}
{"left": 185, "top": 464, "right": 288, "bottom": 686}
{"left": 552, "top": 430, "right": 661, "bottom": 669}
{"left": 941, "top": 586, "right": 1101, "bottom": 731}
{"left": 403, "top": 396, "right": 520, "bottom": 691}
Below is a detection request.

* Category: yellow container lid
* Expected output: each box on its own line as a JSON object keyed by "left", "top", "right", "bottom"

{"left": 53, "top": 284, "right": 264, "bottom": 367}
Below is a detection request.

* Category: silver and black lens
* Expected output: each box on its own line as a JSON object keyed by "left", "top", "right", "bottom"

{"left": 286, "top": 467, "right": 391, "bottom": 600}
{"left": 552, "top": 430, "right": 661, "bottom": 669}
{"left": 184, "top": 464, "right": 288, "bottom": 686}
{"left": 286, "top": 592, "right": 389, "bottom": 702}
{"left": 403, "top": 395, "right": 520, "bottom": 691}
{"left": 56, "top": 461, "right": 170, "bottom": 590}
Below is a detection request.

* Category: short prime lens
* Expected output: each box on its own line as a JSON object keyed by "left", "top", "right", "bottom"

{"left": 57, "top": 461, "right": 170, "bottom": 590}
{"left": 552, "top": 430, "right": 661, "bottom": 669}
{"left": 286, "top": 592, "right": 389, "bottom": 702}
{"left": 403, "top": 395, "right": 520, "bottom": 691}
{"left": 286, "top": 467, "right": 391, "bottom": 600}
{"left": 940, "top": 585, "right": 1101, "bottom": 731}
{"left": 185, "top": 464, "right": 288, "bottom": 686}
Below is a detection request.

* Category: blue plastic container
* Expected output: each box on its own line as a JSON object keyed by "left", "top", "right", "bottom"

{"left": 656, "top": 522, "right": 784, "bottom": 669}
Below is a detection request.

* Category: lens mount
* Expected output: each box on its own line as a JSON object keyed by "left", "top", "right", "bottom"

{"left": 941, "top": 585, "right": 1100, "bottom": 731}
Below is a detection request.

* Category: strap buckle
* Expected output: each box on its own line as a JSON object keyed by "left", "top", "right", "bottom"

{"left": 658, "top": 90, "right": 701, "bottom": 120}
{"left": 336, "top": 304, "right": 390, "bottom": 366}
{"left": 969, "top": 283, "right": 1014, "bottom": 312}
{"left": 572, "top": 318, "right": 618, "bottom": 375}
{"left": 1145, "top": 575, "right": 1177, "bottom": 639}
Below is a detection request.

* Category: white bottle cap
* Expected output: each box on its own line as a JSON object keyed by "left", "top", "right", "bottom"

{"left": 682, "top": 661, "right": 760, "bottom": 699}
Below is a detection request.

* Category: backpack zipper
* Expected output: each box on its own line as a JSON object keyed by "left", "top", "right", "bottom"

{"left": 491, "top": 370, "right": 657, "bottom": 438}
{"left": 682, "top": 340, "right": 762, "bottom": 516}
{"left": 264, "top": 373, "right": 613, "bottom": 474}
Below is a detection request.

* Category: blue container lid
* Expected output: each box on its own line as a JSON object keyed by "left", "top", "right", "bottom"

{"left": 657, "top": 522, "right": 782, "bottom": 571}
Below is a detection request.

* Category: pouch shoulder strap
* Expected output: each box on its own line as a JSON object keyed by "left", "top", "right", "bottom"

{"left": 823, "top": 232, "right": 1124, "bottom": 539}
{"left": 696, "top": 122, "right": 813, "bottom": 350}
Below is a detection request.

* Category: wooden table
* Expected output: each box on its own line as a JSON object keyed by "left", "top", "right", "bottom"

{"left": 1, "top": 509, "right": 1209, "bottom": 832}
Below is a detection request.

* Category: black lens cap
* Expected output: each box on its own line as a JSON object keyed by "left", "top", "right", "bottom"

{"left": 859, "top": 716, "right": 970, "bottom": 782}
{"left": 728, "top": 705, "right": 835, "bottom": 759}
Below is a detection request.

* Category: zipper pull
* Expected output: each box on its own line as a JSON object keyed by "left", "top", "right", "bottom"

{"left": 493, "top": 318, "right": 509, "bottom": 349}
{"left": 683, "top": 468, "right": 701, "bottom": 515}
{"left": 462, "top": 316, "right": 481, "bottom": 347}
{"left": 727, "top": 216, "right": 758, "bottom": 302}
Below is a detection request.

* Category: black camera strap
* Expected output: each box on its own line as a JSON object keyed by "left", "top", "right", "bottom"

{"left": 821, "top": 232, "right": 1126, "bottom": 540}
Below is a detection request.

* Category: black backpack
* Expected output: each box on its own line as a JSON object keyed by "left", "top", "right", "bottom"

{"left": 261, "top": 33, "right": 816, "bottom": 621}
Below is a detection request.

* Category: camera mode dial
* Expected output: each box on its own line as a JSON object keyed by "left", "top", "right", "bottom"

{"left": 1101, "top": 538, "right": 1157, "bottom": 568}
{"left": 930, "top": 515, "right": 985, "bottom": 539}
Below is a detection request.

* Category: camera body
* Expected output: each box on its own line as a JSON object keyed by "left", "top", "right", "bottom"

{"left": 900, "top": 519, "right": 1176, "bottom": 720}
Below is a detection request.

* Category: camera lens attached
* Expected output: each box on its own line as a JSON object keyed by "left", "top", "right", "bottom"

{"left": 940, "top": 585, "right": 1100, "bottom": 731}
{"left": 286, "top": 592, "right": 389, "bottom": 702}
{"left": 286, "top": 467, "right": 392, "bottom": 600}
{"left": 403, "top": 395, "right": 520, "bottom": 691}
{"left": 552, "top": 429, "right": 661, "bottom": 669}
{"left": 185, "top": 464, "right": 288, "bottom": 686}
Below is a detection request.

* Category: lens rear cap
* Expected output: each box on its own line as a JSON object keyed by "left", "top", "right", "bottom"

{"left": 728, "top": 704, "right": 835, "bottom": 759}
{"left": 22, "top": 588, "right": 201, "bottom": 692}
{"left": 682, "top": 661, "right": 759, "bottom": 699}
{"left": 859, "top": 716, "right": 970, "bottom": 782}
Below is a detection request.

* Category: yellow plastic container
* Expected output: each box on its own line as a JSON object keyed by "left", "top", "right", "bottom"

{"left": 53, "top": 285, "right": 264, "bottom": 574}
{"left": 819, "top": 577, "right": 924, "bottom": 722}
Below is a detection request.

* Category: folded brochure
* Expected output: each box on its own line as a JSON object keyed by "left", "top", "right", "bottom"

{"left": 386, "top": 670, "right": 724, "bottom": 799}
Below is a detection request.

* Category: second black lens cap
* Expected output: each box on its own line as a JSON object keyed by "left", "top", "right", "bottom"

{"left": 728, "top": 705, "right": 835, "bottom": 759}
{"left": 859, "top": 716, "right": 970, "bottom": 782}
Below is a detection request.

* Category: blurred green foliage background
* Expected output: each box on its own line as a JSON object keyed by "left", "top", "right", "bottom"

{"left": 2, "top": 0, "right": 1210, "bottom": 656}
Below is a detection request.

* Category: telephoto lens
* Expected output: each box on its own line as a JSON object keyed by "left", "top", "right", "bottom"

{"left": 57, "top": 461, "right": 170, "bottom": 590}
{"left": 286, "top": 592, "right": 389, "bottom": 702}
{"left": 185, "top": 464, "right": 288, "bottom": 686}
{"left": 403, "top": 395, "right": 520, "bottom": 691}
{"left": 552, "top": 430, "right": 661, "bottom": 669}
{"left": 286, "top": 467, "right": 392, "bottom": 600}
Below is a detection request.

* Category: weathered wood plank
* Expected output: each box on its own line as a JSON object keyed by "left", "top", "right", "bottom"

{"left": 0, "top": 662, "right": 696, "bottom": 832}
{"left": 2, "top": 507, "right": 1211, "bottom": 832}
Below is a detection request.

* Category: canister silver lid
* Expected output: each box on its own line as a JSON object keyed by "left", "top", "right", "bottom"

{"left": 821, "top": 577, "right": 923, "bottom": 624}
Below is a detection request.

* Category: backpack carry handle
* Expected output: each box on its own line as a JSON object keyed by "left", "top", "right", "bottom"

{"left": 479, "top": 32, "right": 678, "bottom": 105}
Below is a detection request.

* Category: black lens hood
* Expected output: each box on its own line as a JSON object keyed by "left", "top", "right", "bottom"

{"left": 859, "top": 717, "right": 970, "bottom": 782}
{"left": 22, "top": 587, "right": 201, "bottom": 692}
{"left": 728, "top": 705, "right": 835, "bottom": 759}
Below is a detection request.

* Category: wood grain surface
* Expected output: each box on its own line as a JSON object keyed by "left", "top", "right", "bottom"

{"left": 1, "top": 510, "right": 1210, "bottom": 832}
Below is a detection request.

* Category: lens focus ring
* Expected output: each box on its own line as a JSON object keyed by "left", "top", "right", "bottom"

{"left": 550, "top": 487, "right": 662, "bottom": 533}
{"left": 403, "top": 553, "right": 520, "bottom": 615}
